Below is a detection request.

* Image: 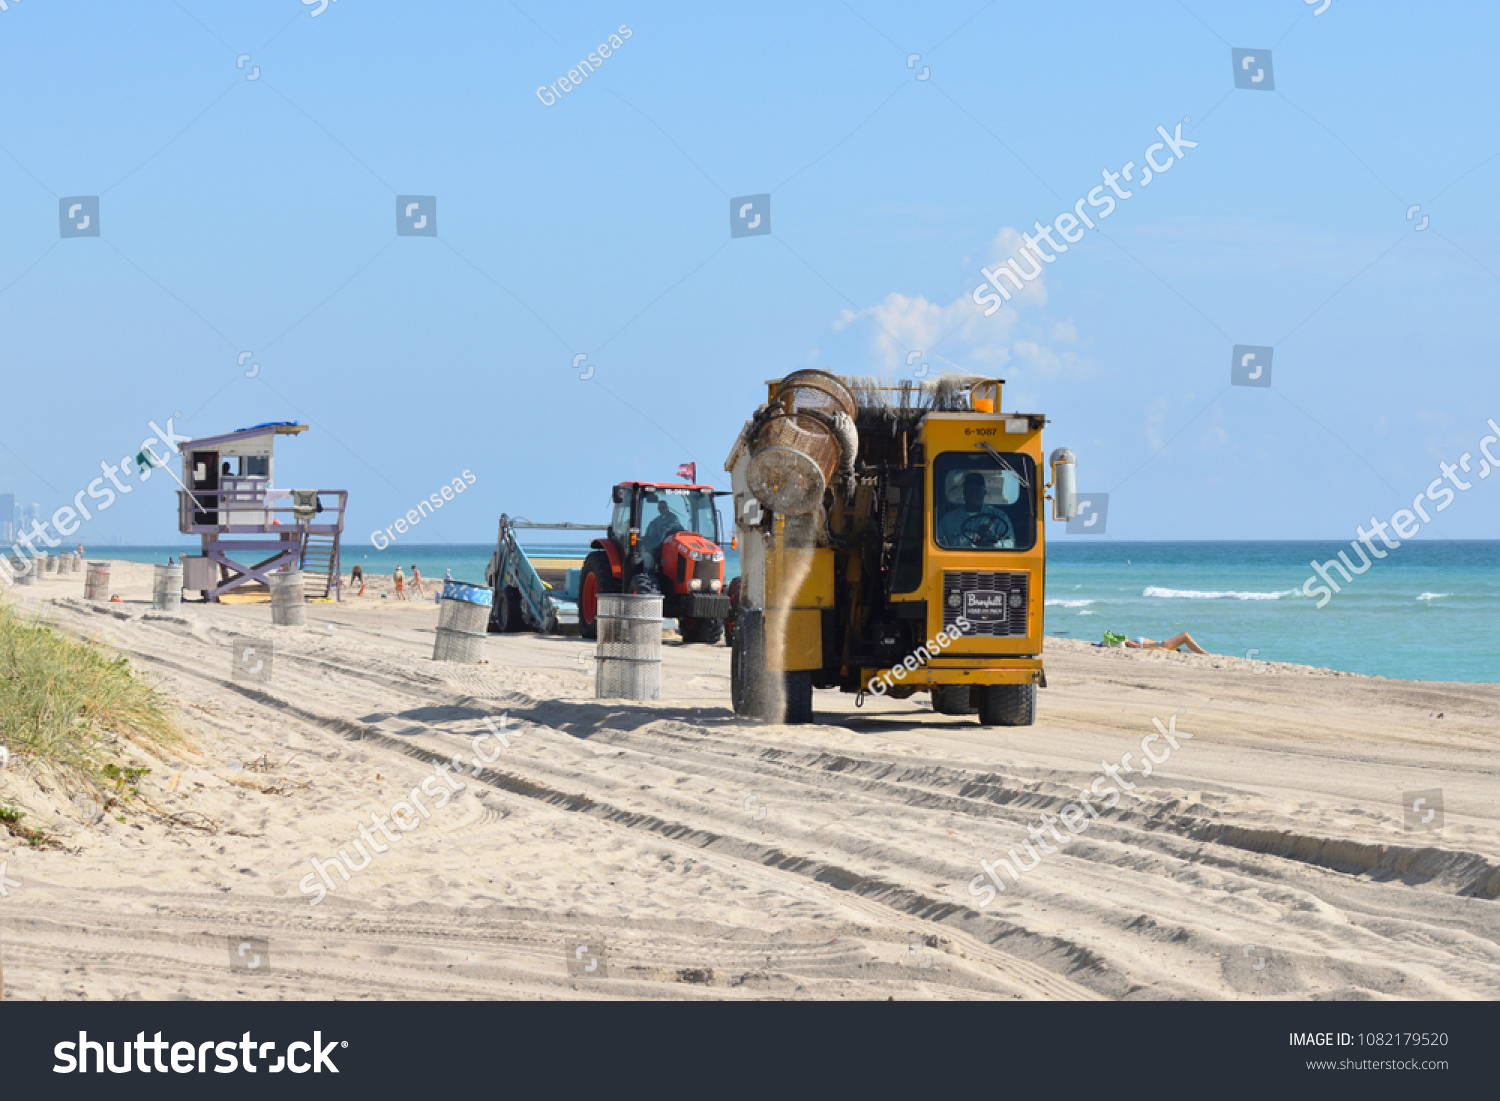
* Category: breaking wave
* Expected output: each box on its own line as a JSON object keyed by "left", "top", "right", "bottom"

{"left": 1143, "top": 586, "right": 1299, "bottom": 601}
{"left": 1416, "top": 592, "right": 1452, "bottom": 601}
{"left": 1045, "top": 599, "right": 1094, "bottom": 607}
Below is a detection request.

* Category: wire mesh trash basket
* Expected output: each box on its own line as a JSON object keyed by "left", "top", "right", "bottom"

{"left": 594, "top": 593, "right": 663, "bottom": 700}
{"left": 433, "top": 581, "right": 491, "bottom": 663}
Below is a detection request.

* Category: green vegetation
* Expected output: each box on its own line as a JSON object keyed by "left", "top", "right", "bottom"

{"left": 0, "top": 599, "right": 184, "bottom": 792}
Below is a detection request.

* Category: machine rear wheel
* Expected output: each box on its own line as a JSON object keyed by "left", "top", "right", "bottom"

{"left": 579, "top": 552, "right": 617, "bottom": 641}
{"left": 679, "top": 617, "right": 724, "bottom": 645}
{"left": 977, "top": 683, "right": 1036, "bottom": 727}
{"left": 931, "top": 685, "right": 973, "bottom": 715}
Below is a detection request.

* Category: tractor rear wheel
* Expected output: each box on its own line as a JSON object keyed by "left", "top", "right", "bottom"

{"left": 976, "top": 683, "right": 1036, "bottom": 727}
{"left": 679, "top": 617, "right": 724, "bottom": 645}
{"left": 579, "top": 552, "right": 617, "bottom": 641}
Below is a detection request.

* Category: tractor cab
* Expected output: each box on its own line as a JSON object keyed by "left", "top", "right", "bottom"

{"left": 581, "top": 481, "right": 732, "bottom": 644}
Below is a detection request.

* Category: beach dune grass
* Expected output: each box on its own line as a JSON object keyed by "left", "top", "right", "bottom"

{"left": 0, "top": 600, "right": 185, "bottom": 788}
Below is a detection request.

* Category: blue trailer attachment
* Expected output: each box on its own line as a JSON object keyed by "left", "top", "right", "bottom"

{"left": 484, "top": 515, "right": 606, "bottom": 634}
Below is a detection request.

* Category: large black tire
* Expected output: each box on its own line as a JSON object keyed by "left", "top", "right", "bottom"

{"left": 496, "top": 587, "right": 524, "bottom": 633}
{"left": 783, "top": 670, "right": 813, "bottom": 725}
{"left": 723, "top": 577, "right": 741, "bottom": 647}
{"left": 977, "top": 683, "right": 1036, "bottom": 727}
{"left": 931, "top": 685, "right": 973, "bottom": 715}
{"left": 579, "top": 552, "right": 617, "bottom": 641}
{"left": 731, "top": 609, "right": 766, "bottom": 718}
{"left": 679, "top": 617, "right": 725, "bottom": 645}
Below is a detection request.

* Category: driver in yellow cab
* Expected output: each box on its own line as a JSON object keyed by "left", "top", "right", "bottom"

{"left": 936, "top": 471, "right": 1014, "bottom": 548}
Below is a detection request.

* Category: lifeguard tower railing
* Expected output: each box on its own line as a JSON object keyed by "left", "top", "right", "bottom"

{"left": 176, "top": 485, "right": 348, "bottom": 601}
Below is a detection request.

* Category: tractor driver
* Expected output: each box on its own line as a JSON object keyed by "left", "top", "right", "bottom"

{"left": 642, "top": 497, "right": 684, "bottom": 571}
{"left": 936, "top": 471, "right": 1014, "bottom": 549}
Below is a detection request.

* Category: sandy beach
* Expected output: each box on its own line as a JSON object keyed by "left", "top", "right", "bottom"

{"left": 0, "top": 560, "right": 1497, "bottom": 1001}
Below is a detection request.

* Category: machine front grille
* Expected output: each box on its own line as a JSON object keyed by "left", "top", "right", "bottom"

{"left": 941, "top": 571, "right": 1029, "bottom": 638}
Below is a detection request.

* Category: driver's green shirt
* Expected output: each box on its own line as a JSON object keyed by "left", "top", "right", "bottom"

{"left": 935, "top": 504, "right": 1013, "bottom": 548}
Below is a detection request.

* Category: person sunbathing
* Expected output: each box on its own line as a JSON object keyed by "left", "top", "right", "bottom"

{"left": 1126, "top": 632, "right": 1207, "bottom": 654}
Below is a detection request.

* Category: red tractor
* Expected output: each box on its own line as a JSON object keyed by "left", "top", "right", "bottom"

{"left": 579, "top": 480, "right": 732, "bottom": 644}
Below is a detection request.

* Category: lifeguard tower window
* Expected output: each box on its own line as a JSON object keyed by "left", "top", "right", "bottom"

{"left": 241, "top": 455, "right": 270, "bottom": 478}
{"left": 190, "top": 451, "right": 219, "bottom": 527}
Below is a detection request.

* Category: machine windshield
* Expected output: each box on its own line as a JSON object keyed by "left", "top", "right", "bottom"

{"left": 640, "top": 488, "right": 719, "bottom": 554}
{"left": 932, "top": 452, "right": 1037, "bottom": 551}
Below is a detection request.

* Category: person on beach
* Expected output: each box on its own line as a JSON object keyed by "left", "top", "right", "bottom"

{"left": 410, "top": 565, "right": 424, "bottom": 598}
{"left": 350, "top": 565, "right": 365, "bottom": 596}
{"left": 444, "top": 569, "right": 453, "bottom": 581}
{"left": 394, "top": 565, "right": 406, "bottom": 600}
{"left": 1125, "top": 632, "right": 1207, "bottom": 654}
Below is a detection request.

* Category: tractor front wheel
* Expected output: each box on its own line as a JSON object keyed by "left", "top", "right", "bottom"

{"left": 679, "top": 617, "right": 725, "bottom": 645}
{"left": 579, "top": 552, "right": 618, "bottom": 641}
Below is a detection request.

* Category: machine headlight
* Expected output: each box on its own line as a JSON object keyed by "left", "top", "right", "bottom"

{"left": 689, "top": 578, "right": 703, "bottom": 591}
{"left": 713, "top": 551, "right": 725, "bottom": 562}
{"left": 687, "top": 549, "right": 703, "bottom": 561}
{"left": 710, "top": 579, "right": 722, "bottom": 592}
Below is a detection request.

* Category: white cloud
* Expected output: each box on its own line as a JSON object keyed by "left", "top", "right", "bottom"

{"left": 829, "top": 227, "right": 1091, "bottom": 382}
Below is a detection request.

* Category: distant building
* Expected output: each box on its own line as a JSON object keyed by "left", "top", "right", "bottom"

{"left": 0, "top": 492, "right": 13, "bottom": 545}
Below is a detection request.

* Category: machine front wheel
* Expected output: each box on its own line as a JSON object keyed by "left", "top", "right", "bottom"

{"left": 730, "top": 610, "right": 766, "bottom": 718}
{"left": 782, "top": 670, "right": 813, "bottom": 725}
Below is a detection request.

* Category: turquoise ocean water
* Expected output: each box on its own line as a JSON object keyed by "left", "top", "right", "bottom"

{"left": 82, "top": 541, "right": 1498, "bottom": 684}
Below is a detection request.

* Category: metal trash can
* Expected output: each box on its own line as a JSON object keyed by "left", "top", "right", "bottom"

{"left": 69, "top": 553, "right": 81, "bottom": 573}
{"left": 433, "top": 581, "right": 491, "bottom": 663}
{"left": 10, "top": 555, "right": 37, "bottom": 587}
{"left": 269, "top": 570, "right": 307, "bottom": 626}
{"left": 152, "top": 562, "right": 183, "bottom": 611}
{"left": 43, "top": 554, "right": 57, "bottom": 575}
{"left": 85, "top": 562, "right": 110, "bottom": 600}
{"left": 594, "top": 593, "right": 663, "bottom": 700}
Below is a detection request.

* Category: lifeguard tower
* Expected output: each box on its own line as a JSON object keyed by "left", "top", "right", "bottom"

{"left": 175, "top": 422, "right": 348, "bottom": 602}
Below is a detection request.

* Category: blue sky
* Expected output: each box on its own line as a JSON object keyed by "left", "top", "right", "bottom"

{"left": 2, "top": 0, "right": 1498, "bottom": 547}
